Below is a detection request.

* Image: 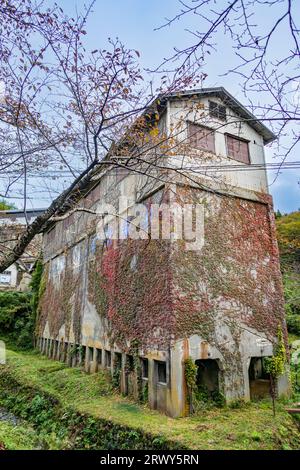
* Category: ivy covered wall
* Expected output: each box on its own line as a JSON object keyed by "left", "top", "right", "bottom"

{"left": 36, "top": 184, "right": 286, "bottom": 357}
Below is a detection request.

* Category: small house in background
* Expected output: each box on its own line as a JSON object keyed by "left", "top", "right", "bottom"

{"left": 0, "top": 208, "right": 44, "bottom": 291}
{"left": 36, "top": 88, "right": 290, "bottom": 417}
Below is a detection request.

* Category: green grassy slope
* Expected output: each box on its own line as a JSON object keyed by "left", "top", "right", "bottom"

{"left": 0, "top": 347, "right": 299, "bottom": 450}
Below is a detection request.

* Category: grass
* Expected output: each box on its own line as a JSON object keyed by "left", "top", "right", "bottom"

{"left": 288, "top": 332, "right": 300, "bottom": 345}
{"left": 1, "top": 345, "right": 300, "bottom": 450}
{"left": 0, "top": 420, "right": 40, "bottom": 450}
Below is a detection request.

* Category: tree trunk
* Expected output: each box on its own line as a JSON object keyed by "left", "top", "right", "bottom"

{"left": 0, "top": 160, "right": 99, "bottom": 273}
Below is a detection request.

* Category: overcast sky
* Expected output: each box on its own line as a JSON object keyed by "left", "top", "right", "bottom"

{"left": 7, "top": 0, "right": 300, "bottom": 213}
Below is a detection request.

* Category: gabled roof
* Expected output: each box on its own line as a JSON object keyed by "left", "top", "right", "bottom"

{"left": 156, "top": 87, "right": 276, "bottom": 145}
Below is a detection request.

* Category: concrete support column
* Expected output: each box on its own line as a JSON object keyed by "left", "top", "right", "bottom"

{"left": 147, "top": 359, "right": 156, "bottom": 410}
{"left": 121, "top": 353, "right": 127, "bottom": 394}
{"left": 243, "top": 357, "right": 251, "bottom": 401}
{"left": 168, "top": 343, "right": 186, "bottom": 417}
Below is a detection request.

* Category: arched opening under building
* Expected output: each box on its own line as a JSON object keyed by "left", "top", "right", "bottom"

{"left": 248, "top": 357, "right": 271, "bottom": 399}
{"left": 195, "top": 359, "right": 220, "bottom": 401}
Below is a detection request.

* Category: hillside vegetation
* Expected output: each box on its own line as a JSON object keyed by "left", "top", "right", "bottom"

{"left": 276, "top": 211, "right": 300, "bottom": 338}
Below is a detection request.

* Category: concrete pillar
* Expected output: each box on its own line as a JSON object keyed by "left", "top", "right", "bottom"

{"left": 121, "top": 353, "right": 127, "bottom": 394}
{"left": 148, "top": 359, "right": 156, "bottom": 410}
{"left": 243, "top": 357, "right": 251, "bottom": 401}
{"left": 168, "top": 342, "right": 186, "bottom": 417}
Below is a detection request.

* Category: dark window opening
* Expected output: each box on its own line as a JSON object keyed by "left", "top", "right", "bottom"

{"left": 0, "top": 270, "right": 12, "bottom": 284}
{"left": 49, "top": 340, "right": 53, "bottom": 357}
{"left": 155, "top": 360, "right": 167, "bottom": 384}
{"left": 54, "top": 340, "right": 59, "bottom": 358}
{"left": 126, "top": 354, "right": 134, "bottom": 373}
{"left": 195, "top": 359, "right": 219, "bottom": 394}
{"left": 188, "top": 122, "right": 215, "bottom": 153}
{"left": 114, "top": 352, "right": 122, "bottom": 368}
{"left": 105, "top": 350, "right": 111, "bottom": 368}
{"left": 80, "top": 345, "right": 86, "bottom": 366}
{"left": 96, "top": 348, "right": 102, "bottom": 366}
{"left": 141, "top": 358, "right": 149, "bottom": 379}
{"left": 209, "top": 100, "right": 227, "bottom": 121}
{"left": 63, "top": 342, "right": 68, "bottom": 361}
{"left": 88, "top": 347, "right": 94, "bottom": 363}
{"left": 226, "top": 134, "right": 250, "bottom": 164}
{"left": 249, "top": 357, "right": 271, "bottom": 400}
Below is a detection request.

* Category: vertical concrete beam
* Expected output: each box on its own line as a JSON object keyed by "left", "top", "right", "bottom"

{"left": 168, "top": 340, "right": 186, "bottom": 417}
{"left": 243, "top": 357, "right": 251, "bottom": 401}
{"left": 148, "top": 359, "right": 156, "bottom": 410}
{"left": 120, "top": 353, "right": 127, "bottom": 394}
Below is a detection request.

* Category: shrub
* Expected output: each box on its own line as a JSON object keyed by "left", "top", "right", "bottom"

{"left": 0, "top": 291, "right": 33, "bottom": 348}
{"left": 286, "top": 314, "right": 300, "bottom": 336}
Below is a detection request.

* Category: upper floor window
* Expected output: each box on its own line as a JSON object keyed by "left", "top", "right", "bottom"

{"left": 0, "top": 270, "right": 11, "bottom": 284}
{"left": 209, "top": 101, "right": 227, "bottom": 121}
{"left": 188, "top": 122, "right": 215, "bottom": 153}
{"left": 226, "top": 134, "right": 250, "bottom": 164}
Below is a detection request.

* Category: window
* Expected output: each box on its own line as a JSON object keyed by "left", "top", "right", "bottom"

{"left": 141, "top": 358, "right": 149, "bottom": 379}
{"left": 88, "top": 347, "right": 94, "bottom": 363}
{"left": 209, "top": 100, "right": 227, "bottom": 121}
{"left": 49, "top": 340, "right": 54, "bottom": 358}
{"left": 188, "top": 123, "right": 215, "bottom": 152}
{"left": 0, "top": 271, "right": 11, "bottom": 284}
{"left": 96, "top": 348, "right": 102, "bottom": 367}
{"left": 155, "top": 360, "right": 167, "bottom": 384}
{"left": 63, "top": 342, "right": 68, "bottom": 362}
{"left": 53, "top": 340, "right": 59, "bottom": 359}
{"left": 114, "top": 352, "right": 122, "bottom": 369}
{"left": 126, "top": 355, "right": 134, "bottom": 373}
{"left": 105, "top": 350, "right": 111, "bottom": 368}
{"left": 226, "top": 134, "right": 250, "bottom": 164}
{"left": 80, "top": 345, "right": 86, "bottom": 366}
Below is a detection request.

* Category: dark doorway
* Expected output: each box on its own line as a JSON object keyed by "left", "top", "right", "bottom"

{"left": 249, "top": 357, "right": 270, "bottom": 399}
{"left": 195, "top": 359, "right": 219, "bottom": 395}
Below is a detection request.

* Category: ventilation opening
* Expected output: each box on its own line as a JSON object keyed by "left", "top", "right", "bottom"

{"left": 63, "top": 342, "right": 68, "bottom": 362}
{"left": 114, "top": 352, "right": 122, "bottom": 369}
{"left": 96, "top": 348, "right": 102, "bottom": 369}
{"left": 47, "top": 339, "right": 51, "bottom": 356}
{"left": 54, "top": 340, "right": 59, "bottom": 359}
{"left": 141, "top": 358, "right": 149, "bottom": 379}
{"left": 195, "top": 359, "right": 220, "bottom": 398}
{"left": 48, "top": 339, "right": 53, "bottom": 357}
{"left": 126, "top": 355, "right": 134, "bottom": 373}
{"left": 155, "top": 360, "right": 167, "bottom": 385}
{"left": 249, "top": 357, "right": 271, "bottom": 399}
{"left": 80, "top": 345, "right": 86, "bottom": 366}
{"left": 105, "top": 350, "right": 111, "bottom": 368}
{"left": 87, "top": 346, "right": 94, "bottom": 370}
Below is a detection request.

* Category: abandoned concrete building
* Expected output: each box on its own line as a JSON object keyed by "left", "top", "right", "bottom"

{"left": 36, "top": 88, "right": 289, "bottom": 417}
